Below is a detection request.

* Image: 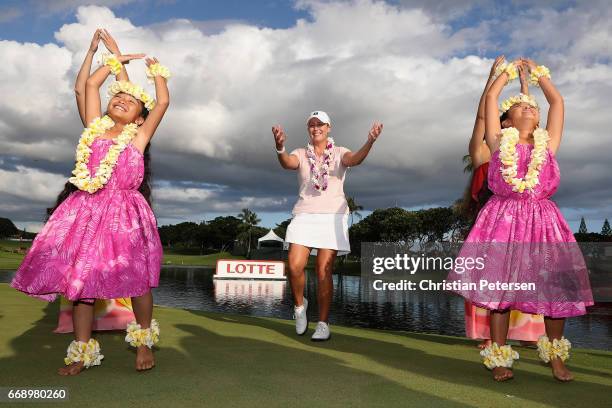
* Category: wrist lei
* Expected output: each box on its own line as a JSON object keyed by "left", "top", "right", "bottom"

{"left": 146, "top": 63, "right": 171, "bottom": 83}
{"left": 529, "top": 65, "right": 551, "bottom": 86}
{"left": 101, "top": 53, "right": 122, "bottom": 76}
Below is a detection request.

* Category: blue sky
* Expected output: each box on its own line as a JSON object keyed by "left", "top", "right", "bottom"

{"left": 0, "top": 0, "right": 310, "bottom": 44}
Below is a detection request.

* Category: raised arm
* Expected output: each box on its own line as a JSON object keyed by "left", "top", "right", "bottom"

{"left": 341, "top": 122, "right": 383, "bottom": 167}
{"left": 484, "top": 61, "right": 518, "bottom": 153}
{"left": 99, "top": 29, "right": 130, "bottom": 82}
{"left": 75, "top": 29, "right": 101, "bottom": 126}
{"left": 518, "top": 63, "right": 529, "bottom": 95}
{"left": 469, "top": 56, "right": 504, "bottom": 168}
{"left": 133, "top": 57, "right": 170, "bottom": 150}
{"left": 523, "top": 58, "right": 564, "bottom": 154}
{"left": 85, "top": 53, "right": 144, "bottom": 124}
{"left": 272, "top": 125, "right": 299, "bottom": 170}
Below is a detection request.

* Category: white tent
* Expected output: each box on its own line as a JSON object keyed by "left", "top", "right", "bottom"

{"left": 257, "top": 229, "right": 289, "bottom": 250}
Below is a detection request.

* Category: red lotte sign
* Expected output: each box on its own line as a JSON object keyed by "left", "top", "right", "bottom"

{"left": 213, "top": 259, "right": 286, "bottom": 280}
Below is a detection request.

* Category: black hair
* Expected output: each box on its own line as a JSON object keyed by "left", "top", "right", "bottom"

{"left": 459, "top": 173, "right": 493, "bottom": 224}
{"left": 500, "top": 110, "right": 509, "bottom": 128}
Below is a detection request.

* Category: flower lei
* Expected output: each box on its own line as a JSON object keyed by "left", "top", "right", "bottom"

{"left": 494, "top": 61, "right": 518, "bottom": 83}
{"left": 101, "top": 53, "right": 122, "bottom": 76}
{"left": 146, "top": 63, "right": 172, "bottom": 83}
{"left": 529, "top": 65, "right": 551, "bottom": 86}
{"left": 125, "top": 319, "right": 160, "bottom": 348}
{"left": 108, "top": 80, "right": 155, "bottom": 111}
{"left": 537, "top": 336, "right": 571, "bottom": 363}
{"left": 500, "top": 93, "right": 539, "bottom": 113}
{"left": 499, "top": 127, "right": 549, "bottom": 193}
{"left": 64, "top": 339, "right": 104, "bottom": 368}
{"left": 481, "top": 342, "right": 519, "bottom": 369}
{"left": 306, "top": 137, "right": 334, "bottom": 191}
{"left": 68, "top": 115, "right": 138, "bottom": 194}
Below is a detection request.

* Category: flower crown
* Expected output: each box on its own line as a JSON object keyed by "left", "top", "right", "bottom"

{"left": 500, "top": 93, "right": 539, "bottom": 114}
{"left": 108, "top": 80, "right": 155, "bottom": 111}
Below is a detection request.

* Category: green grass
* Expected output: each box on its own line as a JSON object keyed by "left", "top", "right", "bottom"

{"left": 0, "top": 240, "right": 30, "bottom": 269}
{"left": 162, "top": 251, "right": 244, "bottom": 266}
{"left": 0, "top": 240, "right": 244, "bottom": 268}
{"left": 0, "top": 239, "right": 33, "bottom": 249}
{"left": 0, "top": 284, "right": 610, "bottom": 407}
{"left": 0, "top": 239, "right": 360, "bottom": 273}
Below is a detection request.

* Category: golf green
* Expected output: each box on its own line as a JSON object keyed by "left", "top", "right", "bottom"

{"left": 0, "top": 284, "right": 610, "bottom": 407}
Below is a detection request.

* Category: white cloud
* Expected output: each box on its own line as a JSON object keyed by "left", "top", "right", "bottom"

{"left": 0, "top": 41, "right": 72, "bottom": 124}
{"left": 153, "top": 185, "right": 216, "bottom": 203}
{"left": 0, "top": 165, "right": 67, "bottom": 202}
{"left": 0, "top": 1, "right": 610, "bottom": 231}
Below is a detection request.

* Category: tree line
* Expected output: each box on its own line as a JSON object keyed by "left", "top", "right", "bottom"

{"left": 2, "top": 212, "right": 610, "bottom": 254}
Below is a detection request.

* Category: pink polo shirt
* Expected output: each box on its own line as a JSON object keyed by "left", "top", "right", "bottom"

{"left": 289, "top": 146, "right": 351, "bottom": 215}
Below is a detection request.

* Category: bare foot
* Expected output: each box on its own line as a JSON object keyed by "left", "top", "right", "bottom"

{"left": 136, "top": 345, "right": 155, "bottom": 371}
{"left": 58, "top": 362, "right": 85, "bottom": 376}
{"left": 478, "top": 339, "right": 492, "bottom": 350}
{"left": 550, "top": 358, "right": 573, "bottom": 382}
{"left": 492, "top": 367, "right": 514, "bottom": 382}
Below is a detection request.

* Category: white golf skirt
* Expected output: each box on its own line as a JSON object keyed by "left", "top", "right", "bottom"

{"left": 285, "top": 213, "right": 350, "bottom": 256}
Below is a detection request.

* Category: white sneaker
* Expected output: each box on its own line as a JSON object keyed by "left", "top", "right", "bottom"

{"left": 293, "top": 298, "right": 308, "bottom": 335}
{"left": 311, "top": 321, "right": 331, "bottom": 342}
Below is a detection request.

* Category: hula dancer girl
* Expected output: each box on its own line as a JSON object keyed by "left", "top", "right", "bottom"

{"left": 463, "top": 56, "right": 545, "bottom": 349}
{"left": 447, "top": 58, "right": 593, "bottom": 382}
{"left": 11, "top": 40, "right": 171, "bottom": 375}
{"left": 272, "top": 111, "right": 382, "bottom": 341}
{"left": 53, "top": 29, "right": 137, "bottom": 333}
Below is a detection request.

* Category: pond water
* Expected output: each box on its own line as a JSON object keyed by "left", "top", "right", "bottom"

{"left": 2, "top": 267, "right": 610, "bottom": 350}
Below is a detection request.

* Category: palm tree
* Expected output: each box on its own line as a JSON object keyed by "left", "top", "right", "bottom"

{"left": 237, "top": 208, "right": 261, "bottom": 258}
{"left": 346, "top": 196, "right": 364, "bottom": 226}
{"left": 462, "top": 154, "right": 473, "bottom": 173}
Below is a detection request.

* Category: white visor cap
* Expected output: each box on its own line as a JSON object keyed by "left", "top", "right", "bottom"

{"left": 307, "top": 110, "right": 331, "bottom": 126}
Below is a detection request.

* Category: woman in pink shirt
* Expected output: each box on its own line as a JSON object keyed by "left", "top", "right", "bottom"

{"left": 272, "top": 111, "right": 382, "bottom": 341}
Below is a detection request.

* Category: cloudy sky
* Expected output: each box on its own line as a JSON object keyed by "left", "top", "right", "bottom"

{"left": 0, "top": 0, "right": 610, "bottom": 233}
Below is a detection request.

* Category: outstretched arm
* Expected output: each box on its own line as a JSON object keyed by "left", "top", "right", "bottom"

{"left": 523, "top": 58, "right": 563, "bottom": 154}
{"left": 75, "top": 29, "right": 101, "bottom": 126}
{"left": 85, "top": 53, "right": 144, "bottom": 125}
{"left": 79, "top": 29, "right": 135, "bottom": 125}
{"left": 134, "top": 57, "right": 170, "bottom": 150}
{"left": 272, "top": 125, "right": 299, "bottom": 170}
{"left": 518, "top": 63, "right": 529, "bottom": 95}
{"left": 341, "top": 122, "right": 383, "bottom": 167}
{"left": 484, "top": 61, "right": 519, "bottom": 152}
{"left": 469, "top": 56, "right": 504, "bottom": 169}
{"left": 99, "top": 29, "right": 130, "bottom": 82}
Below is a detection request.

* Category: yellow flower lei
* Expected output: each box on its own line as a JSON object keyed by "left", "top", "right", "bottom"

{"left": 68, "top": 115, "right": 138, "bottom": 194}
{"left": 125, "top": 319, "right": 160, "bottom": 348}
{"left": 529, "top": 65, "right": 551, "bottom": 86}
{"left": 537, "top": 336, "right": 571, "bottom": 363}
{"left": 499, "top": 127, "right": 549, "bottom": 193}
{"left": 480, "top": 342, "right": 519, "bottom": 369}
{"left": 494, "top": 61, "right": 519, "bottom": 83}
{"left": 108, "top": 80, "right": 155, "bottom": 111}
{"left": 64, "top": 339, "right": 104, "bottom": 368}
{"left": 500, "top": 93, "right": 539, "bottom": 113}
{"left": 101, "top": 53, "right": 122, "bottom": 76}
{"left": 146, "top": 63, "right": 171, "bottom": 83}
